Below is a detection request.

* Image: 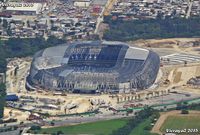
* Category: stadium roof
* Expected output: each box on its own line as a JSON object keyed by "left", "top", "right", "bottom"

{"left": 33, "top": 41, "right": 149, "bottom": 70}
{"left": 125, "top": 47, "right": 149, "bottom": 60}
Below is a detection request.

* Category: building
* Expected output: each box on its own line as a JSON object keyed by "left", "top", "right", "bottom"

{"left": 6, "top": 3, "right": 43, "bottom": 15}
{"left": 74, "top": 0, "right": 91, "bottom": 8}
{"left": 26, "top": 41, "right": 160, "bottom": 93}
{"left": 5, "top": 93, "right": 19, "bottom": 101}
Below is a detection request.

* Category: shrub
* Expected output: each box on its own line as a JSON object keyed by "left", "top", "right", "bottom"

{"left": 181, "top": 109, "right": 189, "bottom": 114}
{"left": 30, "top": 125, "right": 41, "bottom": 130}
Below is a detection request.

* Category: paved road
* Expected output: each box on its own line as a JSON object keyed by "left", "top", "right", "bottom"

{"left": 186, "top": 0, "right": 193, "bottom": 19}
{"left": 2, "top": 95, "right": 200, "bottom": 135}
{"left": 50, "top": 113, "right": 134, "bottom": 126}
{"left": 94, "top": 0, "right": 110, "bottom": 34}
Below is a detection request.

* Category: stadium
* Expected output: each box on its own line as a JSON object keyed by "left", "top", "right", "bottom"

{"left": 26, "top": 41, "right": 160, "bottom": 93}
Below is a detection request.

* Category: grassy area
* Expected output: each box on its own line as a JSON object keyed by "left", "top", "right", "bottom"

{"left": 160, "top": 116, "right": 200, "bottom": 134}
{"left": 35, "top": 119, "right": 129, "bottom": 135}
{"left": 33, "top": 117, "right": 158, "bottom": 135}
{"left": 129, "top": 117, "right": 158, "bottom": 135}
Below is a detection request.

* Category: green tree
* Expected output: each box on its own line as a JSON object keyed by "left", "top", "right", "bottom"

{"left": 181, "top": 109, "right": 189, "bottom": 114}
{"left": 103, "top": 17, "right": 200, "bottom": 41}
{"left": 27, "top": 20, "right": 30, "bottom": 27}
{"left": 111, "top": 107, "right": 156, "bottom": 135}
{"left": 57, "top": 131, "right": 64, "bottom": 135}
{"left": 30, "top": 125, "right": 41, "bottom": 130}
{"left": 47, "top": 36, "right": 65, "bottom": 46}
{"left": 2, "top": 19, "right": 8, "bottom": 29}
{"left": 7, "top": 27, "right": 12, "bottom": 36}
{"left": 0, "top": 83, "right": 6, "bottom": 118}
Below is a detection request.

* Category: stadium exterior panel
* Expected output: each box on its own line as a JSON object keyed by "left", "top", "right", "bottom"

{"left": 26, "top": 41, "right": 160, "bottom": 93}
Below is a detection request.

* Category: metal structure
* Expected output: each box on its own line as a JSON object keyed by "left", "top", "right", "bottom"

{"left": 26, "top": 41, "right": 160, "bottom": 93}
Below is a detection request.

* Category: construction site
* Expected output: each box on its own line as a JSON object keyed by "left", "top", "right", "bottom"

{"left": 2, "top": 38, "right": 200, "bottom": 128}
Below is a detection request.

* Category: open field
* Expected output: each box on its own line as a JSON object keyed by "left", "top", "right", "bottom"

{"left": 35, "top": 119, "right": 129, "bottom": 135}
{"left": 33, "top": 117, "right": 158, "bottom": 135}
{"left": 160, "top": 115, "right": 200, "bottom": 135}
{"left": 152, "top": 111, "right": 200, "bottom": 135}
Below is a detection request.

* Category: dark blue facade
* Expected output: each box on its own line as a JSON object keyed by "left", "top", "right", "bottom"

{"left": 6, "top": 94, "right": 19, "bottom": 101}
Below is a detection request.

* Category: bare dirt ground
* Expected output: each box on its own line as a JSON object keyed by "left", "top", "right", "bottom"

{"left": 130, "top": 38, "right": 200, "bottom": 94}
{"left": 16, "top": 92, "right": 116, "bottom": 115}
{"left": 168, "top": 65, "right": 200, "bottom": 85}
{"left": 129, "top": 38, "right": 200, "bottom": 47}
{"left": 151, "top": 110, "right": 200, "bottom": 135}
{"left": 128, "top": 38, "right": 200, "bottom": 55}
{"left": 4, "top": 107, "right": 29, "bottom": 121}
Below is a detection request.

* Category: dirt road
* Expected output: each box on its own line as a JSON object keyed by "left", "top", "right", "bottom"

{"left": 151, "top": 110, "right": 200, "bottom": 135}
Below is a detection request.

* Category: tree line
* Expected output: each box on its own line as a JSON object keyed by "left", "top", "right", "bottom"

{"left": 103, "top": 17, "right": 200, "bottom": 41}
{"left": 0, "top": 36, "right": 66, "bottom": 72}
{"left": 0, "top": 84, "right": 6, "bottom": 118}
{"left": 111, "top": 107, "right": 159, "bottom": 135}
